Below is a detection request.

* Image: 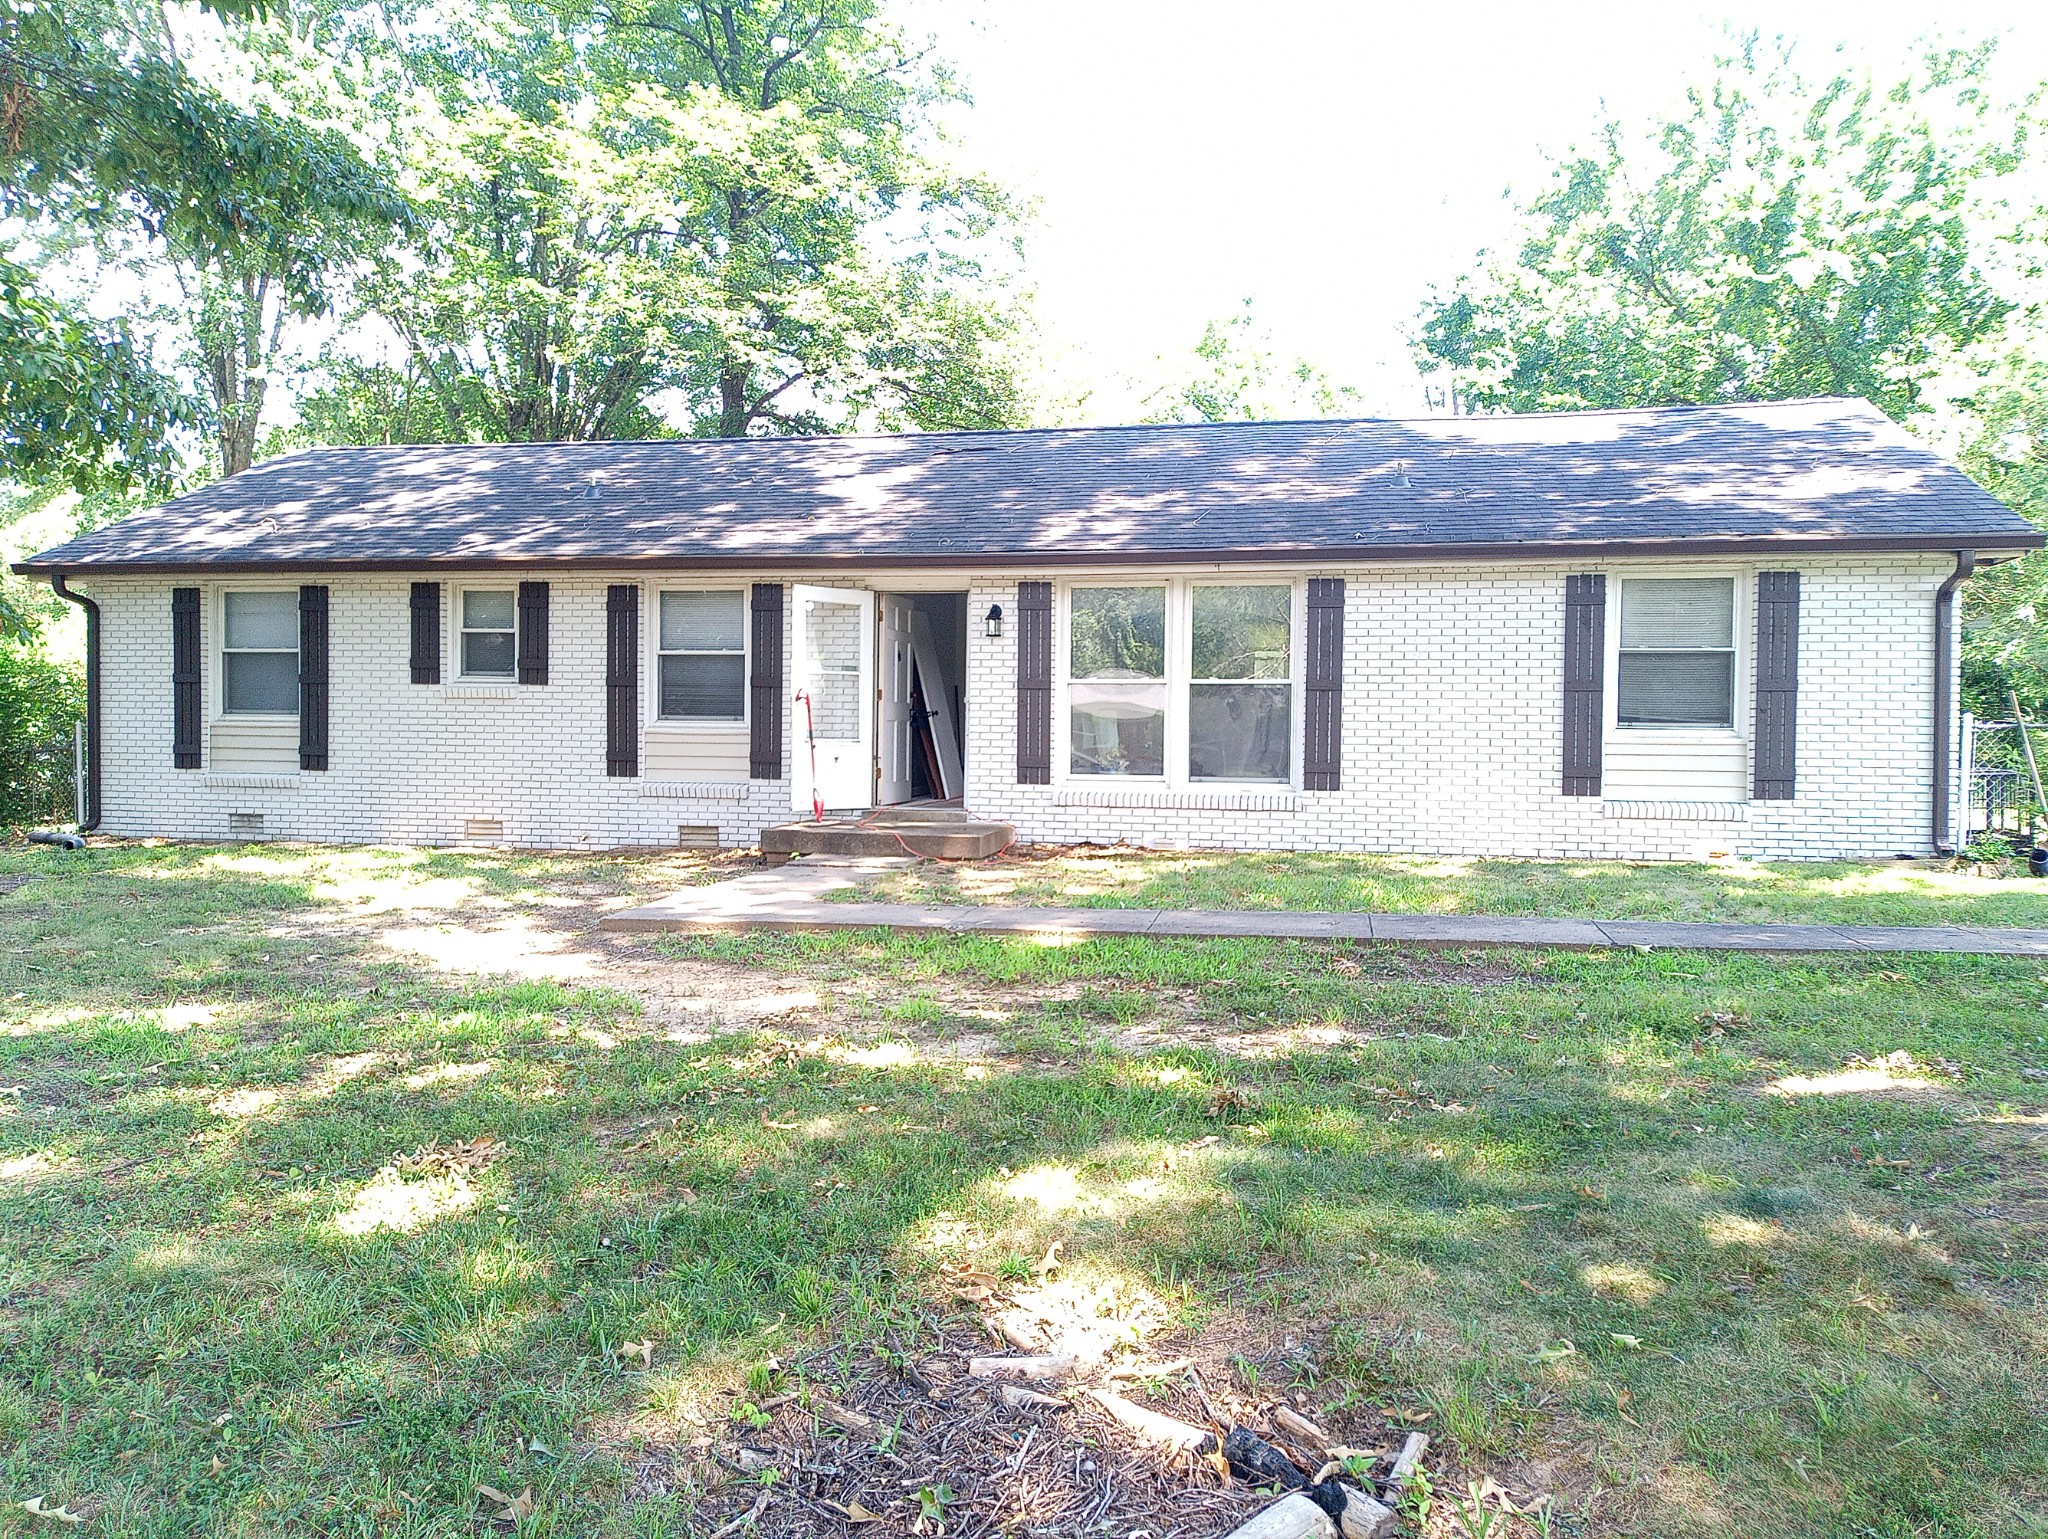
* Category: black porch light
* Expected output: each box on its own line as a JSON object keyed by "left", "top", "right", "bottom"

{"left": 985, "top": 602, "right": 1004, "bottom": 638}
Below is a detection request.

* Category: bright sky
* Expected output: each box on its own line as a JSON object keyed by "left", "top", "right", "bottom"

{"left": 900, "top": 0, "right": 2048, "bottom": 421}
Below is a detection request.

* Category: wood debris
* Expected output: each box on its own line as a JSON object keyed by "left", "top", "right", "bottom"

{"left": 683, "top": 1318, "right": 1473, "bottom": 1539}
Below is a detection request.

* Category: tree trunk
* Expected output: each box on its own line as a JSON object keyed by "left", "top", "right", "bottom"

{"left": 718, "top": 357, "right": 751, "bottom": 437}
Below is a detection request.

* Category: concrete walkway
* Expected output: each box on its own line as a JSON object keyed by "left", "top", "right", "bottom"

{"left": 599, "top": 858, "right": 2048, "bottom": 956}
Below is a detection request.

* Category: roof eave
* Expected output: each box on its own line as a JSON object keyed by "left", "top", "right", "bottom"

{"left": 13, "top": 530, "right": 2041, "bottom": 579}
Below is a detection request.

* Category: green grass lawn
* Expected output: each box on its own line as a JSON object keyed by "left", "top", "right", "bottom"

{"left": 1, "top": 841, "right": 2045, "bottom": 1537}
{"left": 841, "top": 846, "right": 2048, "bottom": 928}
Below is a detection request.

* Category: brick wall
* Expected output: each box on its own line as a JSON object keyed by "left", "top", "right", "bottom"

{"left": 963, "top": 554, "right": 1955, "bottom": 861}
{"left": 85, "top": 553, "right": 1956, "bottom": 858}
{"left": 91, "top": 573, "right": 794, "bottom": 849}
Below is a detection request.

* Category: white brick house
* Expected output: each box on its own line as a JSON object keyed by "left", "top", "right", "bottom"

{"left": 17, "top": 398, "right": 2040, "bottom": 860}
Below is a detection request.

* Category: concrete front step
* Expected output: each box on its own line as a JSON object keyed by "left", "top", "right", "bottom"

{"left": 865, "top": 803, "right": 972, "bottom": 825}
{"left": 762, "top": 816, "right": 1012, "bottom": 860}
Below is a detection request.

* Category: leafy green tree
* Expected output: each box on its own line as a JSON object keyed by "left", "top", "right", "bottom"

{"left": 1, "top": 0, "right": 407, "bottom": 483}
{"left": 0, "top": 638, "right": 81, "bottom": 826}
{"left": 1413, "top": 40, "right": 2026, "bottom": 419}
{"left": 1140, "top": 303, "right": 1357, "bottom": 423}
{"left": 1413, "top": 37, "right": 2048, "bottom": 719}
{"left": 0, "top": 255, "right": 188, "bottom": 493}
{"left": 316, "top": 0, "right": 1027, "bottom": 442}
{"left": 1956, "top": 359, "right": 2048, "bottom": 715}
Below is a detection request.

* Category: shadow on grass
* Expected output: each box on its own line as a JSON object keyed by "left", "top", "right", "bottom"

{"left": 846, "top": 847, "right": 2048, "bottom": 930}
{"left": 1, "top": 845, "right": 2044, "bottom": 1538}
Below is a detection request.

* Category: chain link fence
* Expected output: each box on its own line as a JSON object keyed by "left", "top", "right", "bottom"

{"left": 1965, "top": 715, "right": 2043, "bottom": 846}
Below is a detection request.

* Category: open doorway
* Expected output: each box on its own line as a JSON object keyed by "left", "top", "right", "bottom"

{"left": 878, "top": 592, "right": 967, "bottom": 805}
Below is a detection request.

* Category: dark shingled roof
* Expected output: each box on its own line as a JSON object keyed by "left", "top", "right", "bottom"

{"left": 15, "top": 396, "right": 2039, "bottom": 575}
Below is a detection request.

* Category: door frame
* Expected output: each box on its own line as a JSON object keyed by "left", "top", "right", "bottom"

{"left": 790, "top": 584, "right": 876, "bottom": 813}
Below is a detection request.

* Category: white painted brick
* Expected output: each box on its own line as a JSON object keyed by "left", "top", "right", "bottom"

{"left": 84, "top": 554, "right": 1955, "bottom": 859}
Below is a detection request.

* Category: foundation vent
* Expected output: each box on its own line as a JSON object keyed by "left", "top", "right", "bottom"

{"left": 228, "top": 812, "right": 265, "bottom": 839}
{"left": 462, "top": 817, "right": 506, "bottom": 842}
{"left": 676, "top": 824, "right": 721, "bottom": 850}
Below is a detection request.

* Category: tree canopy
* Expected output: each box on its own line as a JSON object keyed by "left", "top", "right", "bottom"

{"left": 1413, "top": 38, "right": 2048, "bottom": 714}
{"left": 280, "top": 0, "right": 1029, "bottom": 446}
{"left": 1413, "top": 40, "right": 2030, "bottom": 420}
{"left": 0, "top": 0, "right": 407, "bottom": 484}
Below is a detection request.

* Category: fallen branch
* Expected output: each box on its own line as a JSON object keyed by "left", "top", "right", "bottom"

{"left": 1084, "top": 1387, "right": 1219, "bottom": 1457}
{"left": 709, "top": 1489, "right": 771, "bottom": 1539}
{"left": 1312, "top": 1482, "right": 1399, "bottom": 1539}
{"left": 1188, "top": 1366, "right": 1236, "bottom": 1434}
{"left": 1384, "top": 1432, "right": 1428, "bottom": 1501}
{"left": 998, "top": 1384, "right": 1065, "bottom": 1410}
{"left": 968, "top": 1353, "right": 1078, "bottom": 1380}
{"left": 1271, "top": 1406, "right": 1330, "bottom": 1452}
{"left": 1220, "top": 1493, "right": 1337, "bottom": 1539}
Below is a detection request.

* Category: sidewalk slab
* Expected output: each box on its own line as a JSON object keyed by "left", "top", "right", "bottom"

{"left": 1372, "top": 914, "right": 1610, "bottom": 947}
{"left": 1593, "top": 920, "right": 1843, "bottom": 951}
{"left": 1831, "top": 924, "right": 2048, "bottom": 954}
{"left": 1146, "top": 910, "right": 1346, "bottom": 939}
{"left": 601, "top": 862, "right": 2048, "bottom": 957}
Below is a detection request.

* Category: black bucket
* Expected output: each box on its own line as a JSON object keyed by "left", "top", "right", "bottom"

{"left": 2029, "top": 848, "right": 2048, "bottom": 878}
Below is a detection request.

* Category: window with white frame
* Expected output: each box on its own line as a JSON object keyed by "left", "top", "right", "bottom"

{"left": 221, "top": 590, "right": 299, "bottom": 714}
{"left": 1616, "top": 577, "right": 1735, "bottom": 727}
{"left": 459, "top": 587, "right": 517, "bottom": 679}
{"left": 658, "top": 589, "right": 746, "bottom": 720}
{"left": 1189, "top": 584, "right": 1291, "bottom": 781}
{"left": 1065, "top": 580, "right": 1297, "bottom": 783}
{"left": 1069, "top": 585, "right": 1166, "bottom": 776}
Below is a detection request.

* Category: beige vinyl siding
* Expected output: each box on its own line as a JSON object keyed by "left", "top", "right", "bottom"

{"left": 1602, "top": 736, "right": 1747, "bottom": 800}
{"left": 643, "top": 728, "right": 748, "bottom": 781}
{"left": 209, "top": 718, "right": 298, "bottom": 771}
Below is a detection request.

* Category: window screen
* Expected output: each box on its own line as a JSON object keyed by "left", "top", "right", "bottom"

{"left": 1617, "top": 577, "right": 1734, "bottom": 727}
{"left": 659, "top": 590, "right": 746, "bottom": 719}
{"left": 461, "top": 588, "right": 517, "bottom": 679}
{"left": 221, "top": 591, "right": 299, "bottom": 714}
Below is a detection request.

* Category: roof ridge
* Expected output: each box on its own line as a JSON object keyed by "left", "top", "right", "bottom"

{"left": 240, "top": 395, "right": 1879, "bottom": 463}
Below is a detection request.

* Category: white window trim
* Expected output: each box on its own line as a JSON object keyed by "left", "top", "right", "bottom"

{"left": 1605, "top": 567, "right": 1751, "bottom": 743}
{"left": 454, "top": 581, "right": 520, "bottom": 683}
{"left": 647, "top": 584, "right": 751, "bottom": 732}
{"left": 1054, "top": 577, "right": 1305, "bottom": 792}
{"left": 212, "top": 584, "right": 300, "bottom": 723}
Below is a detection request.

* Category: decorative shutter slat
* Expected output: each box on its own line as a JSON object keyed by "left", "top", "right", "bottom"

{"left": 517, "top": 580, "right": 550, "bottom": 685}
{"left": 750, "top": 583, "right": 784, "bottom": 780}
{"left": 1302, "top": 577, "right": 1345, "bottom": 791}
{"left": 606, "top": 584, "right": 639, "bottom": 778}
{"left": 1562, "top": 573, "right": 1605, "bottom": 796}
{"left": 1753, "top": 570, "right": 1800, "bottom": 800}
{"left": 172, "top": 586, "right": 201, "bottom": 769}
{"left": 1016, "top": 581, "right": 1053, "bottom": 785}
{"left": 299, "top": 584, "right": 330, "bottom": 772}
{"left": 409, "top": 581, "right": 441, "bottom": 684}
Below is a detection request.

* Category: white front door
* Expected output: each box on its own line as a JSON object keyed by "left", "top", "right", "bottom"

{"left": 791, "top": 585, "right": 875, "bottom": 813}
{"left": 878, "top": 594, "right": 916, "bottom": 805}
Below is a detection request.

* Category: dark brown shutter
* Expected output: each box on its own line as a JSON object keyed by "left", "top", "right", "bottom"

{"left": 1562, "top": 573, "right": 1605, "bottom": 796}
{"left": 517, "top": 580, "right": 549, "bottom": 685}
{"left": 172, "top": 586, "right": 201, "bottom": 769}
{"left": 299, "top": 584, "right": 330, "bottom": 772}
{"left": 1016, "top": 581, "right": 1053, "bottom": 784}
{"left": 409, "top": 581, "right": 441, "bottom": 684}
{"left": 750, "top": 583, "right": 784, "bottom": 779}
{"left": 1753, "top": 570, "right": 1800, "bottom": 801}
{"left": 1303, "top": 577, "right": 1345, "bottom": 790}
{"left": 606, "top": 584, "right": 639, "bottom": 777}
